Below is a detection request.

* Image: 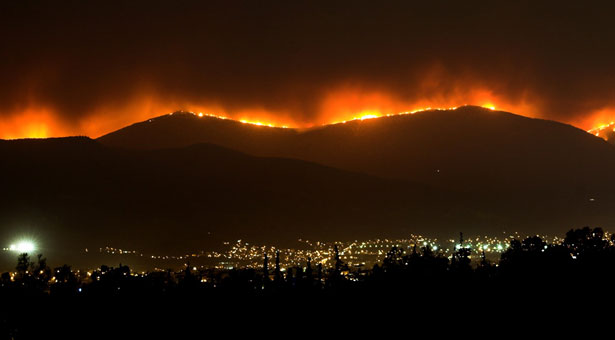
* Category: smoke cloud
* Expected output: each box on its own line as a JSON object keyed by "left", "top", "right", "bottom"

{"left": 1, "top": 1, "right": 614, "bottom": 137}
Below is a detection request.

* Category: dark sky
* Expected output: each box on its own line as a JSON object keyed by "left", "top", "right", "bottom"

{"left": 1, "top": 0, "right": 615, "bottom": 137}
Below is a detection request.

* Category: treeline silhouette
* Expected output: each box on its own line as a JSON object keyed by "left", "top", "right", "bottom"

{"left": 2, "top": 227, "right": 613, "bottom": 339}
{"left": 3, "top": 227, "right": 615, "bottom": 300}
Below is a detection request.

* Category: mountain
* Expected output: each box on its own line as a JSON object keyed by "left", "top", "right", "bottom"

{"left": 98, "top": 106, "right": 615, "bottom": 233}
{"left": 0, "top": 137, "right": 464, "bottom": 269}
{"left": 4, "top": 106, "right": 615, "bottom": 268}
{"left": 98, "top": 106, "right": 615, "bottom": 192}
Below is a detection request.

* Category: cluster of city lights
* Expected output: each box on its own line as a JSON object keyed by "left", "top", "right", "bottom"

{"left": 94, "top": 232, "right": 568, "bottom": 270}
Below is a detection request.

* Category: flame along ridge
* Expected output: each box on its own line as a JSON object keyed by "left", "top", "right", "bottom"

{"left": 587, "top": 122, "right": 615, "bottom": 137}
{"left": 166, "top": 105, "right": 497, "bottom": 130}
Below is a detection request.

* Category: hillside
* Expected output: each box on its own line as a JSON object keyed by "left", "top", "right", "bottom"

{"left": 98, "top": 106, "right": 615, "bottom": 192}
{"left": 0, "top": 137, "right": 462, "bottom": 268}
{"left": 4, "top": 106, "right": 615, "bottom": 268}
{"left": 98, "top": 106, "right": 615, "bottom": 234}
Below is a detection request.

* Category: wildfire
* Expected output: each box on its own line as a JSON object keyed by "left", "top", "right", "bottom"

{"left": 181, "top": 104, "right": 615, "bottom": 145}
{"left": 0, "top": 104, "right": 504, "bottom": 139}
{"left": 190, "top": 103, "right": 498, "bottom": 128}
{"left": 188, "top": 105, "right": 487, "bottom": 128}
{"left": 0, "top": 83, "right": 540, "bottom": 139}
{"left": 0, "top": 108, "right": 69, "bottom": 139}
{"left": 2, "top": 94, "right": 612, "bottom": 141}
{"left": 587, "top": 122, "right": 615, "bottom": 137}
{"left": 187, "top": 111, "right": 288, "bottom": 128}
{"left": 573, "top": 107, "right": 615, "bottom": 141}
{"left": 330, "top": 106, "right": 462, "bottom": 125}
{"left": 191, "top": 106, "right": 615, "bottom": 145}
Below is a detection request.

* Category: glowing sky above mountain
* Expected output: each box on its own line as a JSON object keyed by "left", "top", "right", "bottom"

{"left": 1, "top": 1, "right": 615, "bottom": 138}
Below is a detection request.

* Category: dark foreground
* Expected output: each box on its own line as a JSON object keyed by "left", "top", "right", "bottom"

{"left": 2, "top": 227, "right": 613, "bottom": 339}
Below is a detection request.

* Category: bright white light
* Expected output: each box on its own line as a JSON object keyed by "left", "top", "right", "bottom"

{"left": 8, "top": 241, "right": 35, "bottom": 253}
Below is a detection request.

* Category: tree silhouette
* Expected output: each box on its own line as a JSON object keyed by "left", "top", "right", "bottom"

{"left": 263, "top": 252, "right": 270, "bottom": 285}
{"left": 305, "top": 256, "right": 313, "bottom": 281}
{"left": 32, "top": 254, "right": 50, "bottom": 282}
{"left": 3, "top": 228, "right": 615, "bottom": 302}
{"left": 334, "top": 244, "right": 342, "bottom": 275}
{"left": 285, "top": 267, "right": 293, "bottom": 287}
{"left": 55, "top": 265, "right": 75, "bottom": 283}
{"left": 563, "top": 227, "right": 609, "bottom": 260}
{"left": 274, "top": 250, "right": 282, "bottom": 285}
{"left": 451, "top": 233, "right": 471, "bottom": 274}
{"left": 16, "top": 253, "right": 31, "bottom": 280}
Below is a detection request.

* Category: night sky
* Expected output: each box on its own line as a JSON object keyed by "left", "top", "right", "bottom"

{"left": 1, "top": 0, "right": 614, "bottom": 138}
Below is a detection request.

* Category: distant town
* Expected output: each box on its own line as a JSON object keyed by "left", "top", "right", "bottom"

{"left": 93, "top": 232, "right": 566, "bottom": 270}
{"left": 1, "top": 232, "right": 570, "bottom": 277}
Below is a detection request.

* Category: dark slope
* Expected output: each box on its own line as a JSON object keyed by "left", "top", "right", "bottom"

{"left": 98, "top": 106, "right": 615, "bottom": 235}
{"left": 0, "top": 137, "right": 469, "bottom": 268}
{"left": 98, "top": 113, "right": 297, "bottom": 151}
{"left": 98, "top": 106, "right": 615, "bottom": 192}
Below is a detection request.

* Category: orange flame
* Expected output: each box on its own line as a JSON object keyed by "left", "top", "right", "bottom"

{"left": 0, "top": 108, "right": 72, "bottom": 139}
{"left": 319, "top": 87, "right": 534, "bottom": 126}
{"left": 578, "top": 108, "right": 615, "bottom": 140}
{"left": 0, "top": 87, "right": 541, "bottom": 139}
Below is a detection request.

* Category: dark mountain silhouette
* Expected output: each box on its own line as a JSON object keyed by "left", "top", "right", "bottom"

{"left": 98, "top": 106, "right": 615, "bottom": 192}
{"left": 604, "top": 130, "right": 615, "bottom": 146}
{"left": 98, "top": 106, "right": 615, "bottom": 234}
{"left": 4, "top": 106, "right": 615, "bottom": 268}
{"left": 0, "top": 137, "right": 467, "bottom": 268}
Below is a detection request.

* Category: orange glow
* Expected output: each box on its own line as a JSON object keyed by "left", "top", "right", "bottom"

{"left": 194, "top": 111, "right": 286, "bottom": 128}
{"left": 0, "top": 108, "right": 72, "bottom": 139}
{"left": 75, "top": 96, "right": 298, "bottom": 137}
{"left": 319, "top": 87, "right": 538, "bottom": 126}
{"left": 578, "top": 107, "right": 615, "bottom": 140}
{"left": 320, "top": 87, "right": 536, "bottom": 126}
{"left": 359, "top": 114, "right": 379, "bottom": 120}
{"left": 481, "top": 103, "right": 496, "bottom": 111}
{"left": 0, "top": 87, "right": 542, "bottom": 139}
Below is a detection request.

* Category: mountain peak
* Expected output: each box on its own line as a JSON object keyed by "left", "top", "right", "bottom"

{"left": 150, "top": 110, "right": 290, "bottom": 129}
{"left": 136, "top": 105, "right": 505, "bottom": 132}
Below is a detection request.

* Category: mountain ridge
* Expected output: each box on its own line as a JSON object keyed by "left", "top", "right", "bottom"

{"left": 96, "top": 105, "right": 615, "bottom": 237}
{"left": 3, "top": 107, "right": 615, "bottom": 268}
{"left": 97, "top": 106, "right": 615, "bottom": 192}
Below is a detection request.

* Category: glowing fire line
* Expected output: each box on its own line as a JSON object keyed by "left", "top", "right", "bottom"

{"left": 177, "top": 104, "right": 497, "bottom": 129}
{"left": 178, "top": 111, "right": 289, "bottom": 129}
{"left": 182, "top": 106, "right": 613, "bottom": 141}
{"left": 587, "top": 122, "right": 615, "bottom": 137}
{"left": 330, "top": 106, "right": 461, "bottom": 125}
{"left": 323, "top": 104, "right": 497, "bottom": 125}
